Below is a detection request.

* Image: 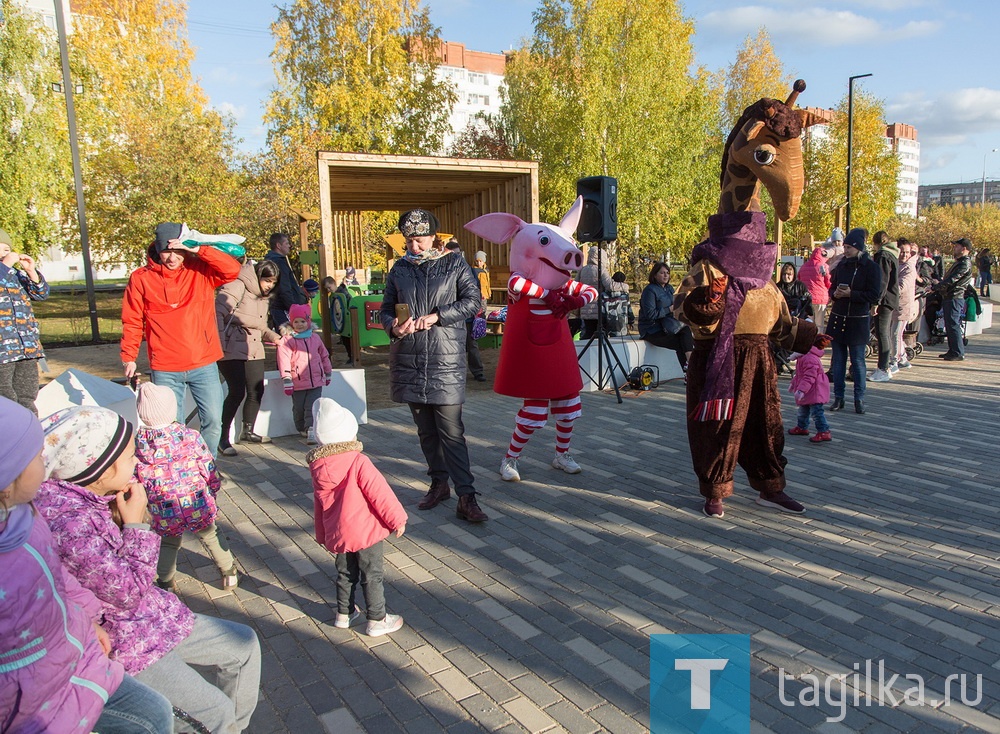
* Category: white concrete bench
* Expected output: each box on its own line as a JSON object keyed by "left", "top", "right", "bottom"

{"left": 575, "top": 335, "right": 685, "bottom": 392}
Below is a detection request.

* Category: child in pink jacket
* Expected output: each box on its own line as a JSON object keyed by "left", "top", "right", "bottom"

{"left": 787, "top": 344, "right": 832, "bottom": 443}
{"left": 308, "top": 398, "right": 408, "bottom": 637}
{"left": 276, "top": 303, "right": 332, "bottom": 444}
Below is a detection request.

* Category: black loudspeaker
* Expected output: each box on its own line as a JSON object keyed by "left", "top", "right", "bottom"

{"left": 576, "top": 175, "right": 618, "bottom": 242}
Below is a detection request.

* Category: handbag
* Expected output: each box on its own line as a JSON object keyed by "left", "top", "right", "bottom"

{"left": 471, "top": 315, "right": 488, "bottom": 340}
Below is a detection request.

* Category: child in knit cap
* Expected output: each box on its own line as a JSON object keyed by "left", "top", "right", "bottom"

{"left": 787, "top": 342, "right": 832, "bottom": 443}
{"left": 134, "top": 382, "right": 238, "bottom": 590}
{"left": 0, "top": 397, "right": 175, "bottom": 734}
{"left": 36, "top": 404, "right": 261, "bottom": 733}
{"left": 309, "top": 397, "right": 408, "bottom": 637}
{"left": 276, "top": 302, "right": 332, "bottom": 444}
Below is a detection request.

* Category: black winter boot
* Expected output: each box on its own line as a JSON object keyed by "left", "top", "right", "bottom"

{"left": 240, "top": 422, "right": 271, "bottom": 443}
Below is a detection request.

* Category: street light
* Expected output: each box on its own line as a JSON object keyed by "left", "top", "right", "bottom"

{"left": 846, "top": 73, "right": 872, "bottom": 232}
{"left": 982, "top": 149, "right": 999, "bottom": 207}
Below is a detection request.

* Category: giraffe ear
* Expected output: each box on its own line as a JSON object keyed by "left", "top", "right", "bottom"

{"left": 743, "top": 119, "right": 767, "bottom": 141}
{"left": 797, "top": 109, "right": 823, "bottom": 129}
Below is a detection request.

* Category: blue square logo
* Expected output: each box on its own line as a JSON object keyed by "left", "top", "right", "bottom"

{"left": 650, "top": 634, "right": 750, "bottom": 733}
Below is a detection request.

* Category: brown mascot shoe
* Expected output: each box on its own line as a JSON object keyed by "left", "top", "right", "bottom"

{"left": 456, "top": 493, "right": 488, "bottom": 523}
{"left": 418, "top": 478, "right": 451, "bottom": 510}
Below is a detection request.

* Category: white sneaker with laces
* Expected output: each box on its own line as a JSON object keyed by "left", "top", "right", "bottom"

{"left": 307, "top": 428, "right": 317, "bottom": 445}
{"left": 334, "top": 609, "right": 362, "bottom": 629}
{"left": 888, "top": 363, "right": 900, "bottom": 375}
{"left": 500, "top": 457, "right": 521, "bottom": 482}
{"left": 366, "top": 613, "right": 404, "bottom": 637}
{"left": 551, "top": 452, "right": 582, "bottom": 474}
{"left": 869, "top": 368, "right": 891, "bottom": 382}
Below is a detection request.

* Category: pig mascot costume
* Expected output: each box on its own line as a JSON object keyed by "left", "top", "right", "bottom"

{"left": 465, "top": 198, "right": 597, "bottom": 482}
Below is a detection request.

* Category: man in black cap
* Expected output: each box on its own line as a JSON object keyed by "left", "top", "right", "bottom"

{"left": 936, "top": 237, "right": 974, "bottom": 361}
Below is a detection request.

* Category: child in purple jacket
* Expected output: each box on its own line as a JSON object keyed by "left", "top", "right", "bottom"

{"left": 36, "top": 405, "right": 261, "bottom": 733}
{"left": 787, "top": 344, "right": 832, "bottom": 443}
{"left": 134, "top": 382, "right": 238, "bottom": 590}
{"left": 276, "top": 303, "right": 332, "bottom": 445}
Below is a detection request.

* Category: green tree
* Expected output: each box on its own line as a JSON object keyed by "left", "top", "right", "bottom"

{"left": 889, "top": 204, "right": 1000, "bottom": 251}
{"left": 65, "top": 0, "right": 243, "bottom": 265}
{"left": 0, "top": 1, "right": 67, "bottom": 255}
{"left": 448, "top": 112, "right": 523, "bottom": 160}
{"left": 264, "top": 0, "right": 457, "bottom": 220}
{"left": 501, "top": 0, "right": 718, "bottom": 268}
{"left": 721, "top": 28, "right": 792, "bottom": 134}
{"left": 794, "top": 90, "right": 900, "bottom": 247}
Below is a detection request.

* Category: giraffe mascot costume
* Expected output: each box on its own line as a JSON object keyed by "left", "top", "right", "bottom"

{"left": 465, "top": 198, "right": 597, "bottom": 482}
{"left": 673, "top": 80, "right": 829, "bottom": 519}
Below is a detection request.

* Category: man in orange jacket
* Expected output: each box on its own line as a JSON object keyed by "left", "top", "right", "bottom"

{"left": 121, "top": 223, "right": 241, "bottom": 455}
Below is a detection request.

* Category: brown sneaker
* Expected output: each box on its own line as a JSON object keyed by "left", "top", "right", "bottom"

{"left": 456, "top": 493, "right": 488, "bottom": 523}
{"left": 418, "top": 478, "right": 451, "bottom": 510}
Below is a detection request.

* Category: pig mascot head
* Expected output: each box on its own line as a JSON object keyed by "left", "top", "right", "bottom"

{"left": 464, "top": 197, "right": 585, "bottom": 291}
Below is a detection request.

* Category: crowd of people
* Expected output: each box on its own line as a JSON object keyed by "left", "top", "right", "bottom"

{"left": 0, "top": 210, "right": 989, "bottom": 731}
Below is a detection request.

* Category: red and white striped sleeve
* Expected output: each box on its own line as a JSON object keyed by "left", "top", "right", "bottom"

{"left": 508, "top": 273, "right": 547, "bottom": 301}
{"left": 565, "top": 279, "right": 598, "bottom": 304}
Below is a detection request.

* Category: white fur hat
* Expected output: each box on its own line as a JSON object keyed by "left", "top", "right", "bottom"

{"left": 312, "top": 398, "right": 358, "bottom": 445}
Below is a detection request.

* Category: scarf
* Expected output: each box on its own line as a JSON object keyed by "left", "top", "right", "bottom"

{"left": 292, "top": 328, "right": 313, "bottom": 339}
{"left": 690, "top": 211, "right": 776, "bottom": 422}
{"left": 404, "top": 247, "right": 447, "bottom": 264}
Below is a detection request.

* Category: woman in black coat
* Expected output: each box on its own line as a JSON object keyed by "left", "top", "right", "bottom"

{"left": 825, "top": 229, "right": 881, "bottom": 414}
{"left": 776, "top": 262, "right": 813, "bottom": 318}
{"left": 380, "top": 209, "right": 487, "bottom": 522}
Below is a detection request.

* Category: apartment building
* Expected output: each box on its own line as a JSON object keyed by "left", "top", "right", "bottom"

{"left": 433, "top": 42, "right": 507, "bottom": 152}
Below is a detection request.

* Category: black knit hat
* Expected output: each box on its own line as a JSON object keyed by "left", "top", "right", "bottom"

{"left": 398, "top": 210, "right": 439, "bottom": 238}
{"left": 844, "top": 228, "right": 868, "bottom": 250}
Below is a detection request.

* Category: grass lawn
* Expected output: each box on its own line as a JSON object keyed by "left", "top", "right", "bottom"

{"left": 33, "top": 289, "right": 124, "bottom": 345}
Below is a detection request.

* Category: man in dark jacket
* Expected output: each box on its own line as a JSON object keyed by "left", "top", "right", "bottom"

{"left": 826, "top": 228, "right": 881, "bottom": 414}
{"left": 937, "top": 237, "right": 974, "bottom": 361}
{"left": 869, "top": 232, "right": 899, "bottom": 382}
{"left": 380, "top": 210, "right": 487, "bottom": 523}
{"left": 264, "top": 232, "right": 307, "bottom": 329}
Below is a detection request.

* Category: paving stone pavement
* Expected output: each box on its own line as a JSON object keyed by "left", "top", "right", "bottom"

{"left": 172, "top": 325, "right": 1000, "bottom": 733}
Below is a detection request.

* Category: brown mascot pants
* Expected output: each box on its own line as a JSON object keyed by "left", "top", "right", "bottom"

{"left": 686, "top": 334, "right": 787, "bottom": 500}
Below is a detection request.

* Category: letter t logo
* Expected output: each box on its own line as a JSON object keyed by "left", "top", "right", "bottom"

{"left": 675, "top": 658, "right": 729, "bottom": 709}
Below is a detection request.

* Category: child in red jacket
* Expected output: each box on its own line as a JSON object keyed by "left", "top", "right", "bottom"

{"left": 276, "top": 304, "right": 332, "bottom": 445}
{"left": 787, "top": 344, "right": 832, "bottom": 443}
{"left": 308, "top": 398, "right": 407, "bottom": 637}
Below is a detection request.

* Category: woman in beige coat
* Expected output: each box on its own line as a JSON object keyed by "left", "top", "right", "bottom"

{"left": 216, "top": 260, "right": 281, "bottom": 455}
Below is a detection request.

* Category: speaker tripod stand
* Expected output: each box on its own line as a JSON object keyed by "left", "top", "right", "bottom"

{"left": 576, "top": 245, "right": 628, "bottom": 403}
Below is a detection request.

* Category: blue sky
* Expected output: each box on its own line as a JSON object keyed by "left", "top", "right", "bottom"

{"left": 187, "top": 0, "right": 1000, "bottom": 187}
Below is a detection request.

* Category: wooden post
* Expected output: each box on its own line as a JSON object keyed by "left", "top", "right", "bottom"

{"left": 298, "top": 216, "right": 310, "bottom": 281}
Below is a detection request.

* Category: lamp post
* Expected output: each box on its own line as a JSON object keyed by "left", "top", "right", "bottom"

{"left": 846, "top": 73, "right": 872, "bottom": 232}
{"left": 54, "top": 0, "right": 100, "bottom": 342}
{"left": 982, "top": 149, "right": 999, "bottom": 207}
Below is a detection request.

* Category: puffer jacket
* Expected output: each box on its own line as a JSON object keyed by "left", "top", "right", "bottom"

{"left": 0, "top": 505, "right": 124, "bottom": 734}
{"left": 577, "top": 246, "right": 613, "bottom": 320}
{"left": 797, "top": 248, "right": 831, "bottom": 307}
{"left": 34, "top": 479, "right": 196, "bottom": 675}
{"left": 121, "top": 244, "right": 240, "bottom": 371}
{"left": 216, "top": 263, "right": 281, "bottom": 361}
{"left": 789, "top": 346, "right": 830, "bottom": 406}
{"left": 135, "top": 423, "right": 221, "bottom": 536}
{"left": 873, "top": 241, "right": 900, "bottom": 310}
{"left": 0, "top": 262, "right": 49, "bottom": 364}
{"left": 379, "top": 253, "right": 481, "bottom": 405}
{"left": 894, "top": 253, "right": 919, "bottom": 324}
{"left": 308, "top": 440, "right": 408, "bottom": 554}
{"left": 937, "top": 254, "right": 973, "bottom": 299}
{"left": 276, "top": 333, "right": 332, "bottom": 390}
{"left": 827, "top": 254, "right": 881, "bottom": 346}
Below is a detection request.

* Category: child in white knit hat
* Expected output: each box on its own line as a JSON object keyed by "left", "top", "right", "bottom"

{"left": 308, "top": 398, "right": 408, "bottom": 637}
{"left": 133, "top": 382, "right": 238, "bottom": 591}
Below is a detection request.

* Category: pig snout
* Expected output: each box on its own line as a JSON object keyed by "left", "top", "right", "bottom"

{"left": 564, "top": 250, "right": 582, "bottom": 269}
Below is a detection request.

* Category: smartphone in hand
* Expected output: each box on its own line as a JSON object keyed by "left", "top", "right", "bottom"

{"left": 395, "top": 303, "right": 411, "bottom": 323}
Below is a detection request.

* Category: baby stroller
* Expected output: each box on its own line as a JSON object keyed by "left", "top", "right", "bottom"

{"left": 773, "top": 295, "right": 812, "bottom": 377}
{"left": 924, "top": 286, "right": 978, "bottom": 348}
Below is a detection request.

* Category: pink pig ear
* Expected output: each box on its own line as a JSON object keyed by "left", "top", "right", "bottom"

{"left": 464, "top": 213, "right": 525, "bottom": 244}
{"left": 558, "top": 196, "right": 584, "bottom": 237}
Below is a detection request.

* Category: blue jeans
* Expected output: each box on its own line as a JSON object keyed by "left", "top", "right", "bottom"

{"left": 94, "top": 674, "right": 173, "bottom": 734}
{"left": 135, "top": 613, "right": 261, "bottom": 734}
{"left": 829, "top": 341, "right": 867, "bottom": 402}
{"left": 796, "top": 403, "right": 829, "bottom": 432}
{"left": 944, "top": 297, "right": 965, "bottom": 357}
{"left": 151, "top": 363, "right": 225, "bottom": 456}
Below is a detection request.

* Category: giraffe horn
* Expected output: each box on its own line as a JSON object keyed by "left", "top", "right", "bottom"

{"left": 765, "top": 105, "right": 776, "bottom": 119}
{"left": 785, "top": 79, "right": 807, "bottom": 107}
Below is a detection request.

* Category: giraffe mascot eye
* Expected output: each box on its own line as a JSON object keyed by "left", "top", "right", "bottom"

{"left": 754, "top": 147, "right": 776, "bottom": 165}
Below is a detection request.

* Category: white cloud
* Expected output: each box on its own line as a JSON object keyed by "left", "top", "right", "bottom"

{"left": 889, "top": 87, "right": 1000, "bottom": 143}
{"left": 698, "top": 6, "right": 939, "bottom": 48}
{"left": 206, "top": 66, "right": 242, "bottom": 85}
{"left": 214, "top": 101, "right": 247, "bottom": 121}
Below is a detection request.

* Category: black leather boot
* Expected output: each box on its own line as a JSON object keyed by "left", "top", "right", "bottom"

{"left": 854, "top": 400, "right": 866, "bottom": 415}
{"left": 830, "top": 398, "right": 845, "bottom": 411}
{"left": 240, "top": 422, "right": 271, "bottom": 443}
{"left": 418, "top": 478, "right": 451, "bottom": 510}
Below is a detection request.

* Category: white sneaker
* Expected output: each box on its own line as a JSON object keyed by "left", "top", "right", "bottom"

{"left": 888, "top": 363, "right": 900, "bottom": 375}
{"left": 366, "top": 613, "right": 404, "bottom": 637}
{"left": 869, "top": 369, "right": 891, "bottom": 382}
{"left": 500, "top": 457, "right": 521, "bottom": 482}
{"left": 898, "top": 360, "right": 912, "bottom": 370}
{"left": 334, "top": 609, "right": 362, "bottom": 629}
{"left": 306, "top": 428, "right": 317, "bottom": 445}
{"left": 551, "top": 452, "right": 582, "bottom": 474}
